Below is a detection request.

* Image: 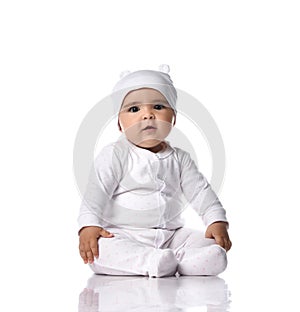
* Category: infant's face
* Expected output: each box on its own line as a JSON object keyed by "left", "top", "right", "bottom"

{"left": 119, "top": 88, "right": 175, "bottom": 151}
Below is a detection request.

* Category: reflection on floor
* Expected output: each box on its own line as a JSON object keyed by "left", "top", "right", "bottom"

{"left": 79, "top": 274, "right": 230, "bottom": 311}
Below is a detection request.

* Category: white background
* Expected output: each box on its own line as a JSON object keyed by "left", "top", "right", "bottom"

{"left": 1, "top": 1, "right": 299, "bottom": 311}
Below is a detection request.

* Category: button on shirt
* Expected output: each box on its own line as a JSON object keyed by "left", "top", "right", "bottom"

{"left": 78, "top": 138, "right": 227, "bottom": 230}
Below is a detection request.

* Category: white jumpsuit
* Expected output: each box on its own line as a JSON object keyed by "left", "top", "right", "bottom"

{"left": 78, "top": 138, "right": 228, "bottom": 276}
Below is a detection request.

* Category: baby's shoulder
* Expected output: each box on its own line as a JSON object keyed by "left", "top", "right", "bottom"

{"left": 94, "top": 140, "right": 129, "bottom": 164}
{"left": 171, "top": 146, "right": 192, "bottom": 162}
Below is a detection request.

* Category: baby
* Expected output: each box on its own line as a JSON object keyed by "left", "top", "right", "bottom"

{"left": 78, "top": 66, "right": 232, "bottom": 277}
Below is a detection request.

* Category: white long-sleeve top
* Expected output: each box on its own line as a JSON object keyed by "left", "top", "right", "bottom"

{"left": 78, "top": 138, "right": 227, "bottom": 231}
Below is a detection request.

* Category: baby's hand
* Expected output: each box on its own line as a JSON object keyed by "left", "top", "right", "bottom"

{"left": 205, "top": 222, "right": 232, "bottom": 251}
{"left": 79, "top": 226, "right": 114, "bottom": 264}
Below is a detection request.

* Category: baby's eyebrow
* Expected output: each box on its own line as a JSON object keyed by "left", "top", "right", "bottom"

{"left": 122, "top": 101, "right": 141, "bottom": 108}
{"left": 151, "top": 99, "right": 169, "bottom": 103}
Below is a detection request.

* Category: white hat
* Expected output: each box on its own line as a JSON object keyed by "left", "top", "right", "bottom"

{"left": 111, "top": 64, "right": 177, "bottom": 114}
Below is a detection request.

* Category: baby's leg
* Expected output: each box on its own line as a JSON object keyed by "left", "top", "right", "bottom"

{"left": 90, "top": 232, "right": 178, "bottom": 278}
{"left": 167, "top": 228, "right": 227, "bottom": 276}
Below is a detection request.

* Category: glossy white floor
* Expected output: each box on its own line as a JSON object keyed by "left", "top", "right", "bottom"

{"left": 79, "top": 275, "right": 230, "bottom": 312}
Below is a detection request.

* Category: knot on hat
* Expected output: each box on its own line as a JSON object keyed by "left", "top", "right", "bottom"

{"left": 158, "top": 64, "right": 170, "bottom": 74}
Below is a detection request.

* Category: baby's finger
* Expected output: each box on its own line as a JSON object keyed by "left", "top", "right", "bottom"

{"left": 99, "top": 228, "right": 114, "bottom": 238}
{"left": 86, "top": 249, "right": 94, "bottom": 264}
{"left": 214, "top": 235, "right": 226, "bottom": 249}
{"left": 79, "top": 246, "right": 88, "bottom": 264}
{"left": 90, "top": 238, "right": 99, "bottom": 259}
{"left": 224, "top": 239, "right": 232, "bottom": 251}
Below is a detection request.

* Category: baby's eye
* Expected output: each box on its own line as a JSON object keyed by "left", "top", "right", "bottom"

{"left": 128, "top": 106, "right": 140, "bottom": 113}
{"left": 153, "top": 104, "right": 166, "bottom": 110}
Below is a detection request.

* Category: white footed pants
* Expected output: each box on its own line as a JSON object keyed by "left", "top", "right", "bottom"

{"left": 90, "top": 227, "right": 227, "bottom": 277}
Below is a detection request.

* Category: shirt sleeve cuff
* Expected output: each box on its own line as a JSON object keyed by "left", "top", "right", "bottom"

{"left": 203, "top": 208, "right": 228, "bottom": 227}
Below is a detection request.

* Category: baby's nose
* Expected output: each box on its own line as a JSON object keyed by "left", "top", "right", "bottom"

{"left": 142, "top": 107, "right": 155, "bottom": 119}
{"left": 143, "top": 114, "right": 154, "bottom": 119}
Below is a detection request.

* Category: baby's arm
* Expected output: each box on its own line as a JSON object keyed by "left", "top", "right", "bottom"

{"left": 79, "top": 226, "right": 114, "bottom": 264}
{"left": 78, "top": 145, "right": 121, "bottom": 263}
{"left": 178, "top": 150, "right": 232, "bottom": 251}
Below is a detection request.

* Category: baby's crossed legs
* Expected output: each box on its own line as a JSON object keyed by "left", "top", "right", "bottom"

{"left": 90, "top": 227, "right": 227, "bottom": 277}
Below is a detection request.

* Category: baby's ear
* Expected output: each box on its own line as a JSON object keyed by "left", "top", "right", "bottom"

{"left": 117, "top": 120, "right": 122, "bottom": 132}
{"left": 172, "top": 114, "right": 176, "bottom": 126}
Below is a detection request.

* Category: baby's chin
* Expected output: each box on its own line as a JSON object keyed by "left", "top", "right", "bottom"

{"left": 134, "top": 139, "right": 166, "bottom": 152}
{"left": 137, "top": 139, "right": 162, "bottom": 147}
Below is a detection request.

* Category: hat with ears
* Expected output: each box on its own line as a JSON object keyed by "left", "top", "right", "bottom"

{"left": 111, "top": 64, "right": 177, "bottom": 115}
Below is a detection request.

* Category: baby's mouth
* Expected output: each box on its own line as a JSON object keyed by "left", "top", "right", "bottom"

{"left": 142, "top": 125, "right": 157, "bottom": 131}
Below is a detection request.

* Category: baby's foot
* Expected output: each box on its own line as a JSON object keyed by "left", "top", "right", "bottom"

{"left": 178, "top": 245, "right": 227, "bottom": 276}
{"left": 148, "top": 249, "right": 178, "bottom": 278}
